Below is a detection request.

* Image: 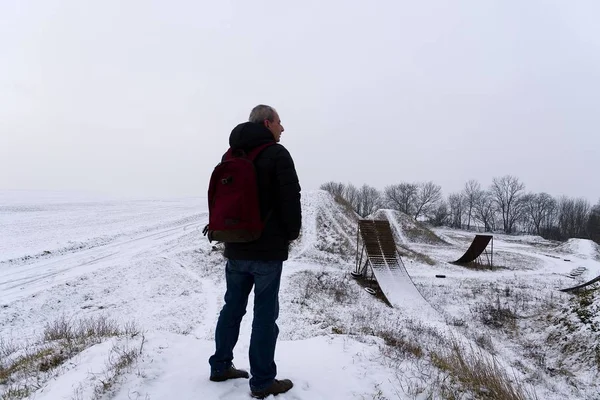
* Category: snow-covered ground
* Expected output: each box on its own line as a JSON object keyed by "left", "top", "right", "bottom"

{"left": 1, "top": 190, "right": 599, "bottom": 399}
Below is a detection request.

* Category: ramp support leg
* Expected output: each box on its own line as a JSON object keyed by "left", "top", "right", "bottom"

{"left": 491, "top": 237, "right": 494, "bottom": 267}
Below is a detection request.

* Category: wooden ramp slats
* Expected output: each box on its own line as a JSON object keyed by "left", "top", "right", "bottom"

{"left": 453, "top": 234, "right": 493, "bottom": 264}
{"left": 358, "top": 219, "right": 409, "bottom": 286}
{"left": 358, "top": 220, "right": 398, "bottom": 268}
{"left": 357, "top": 220, "right": 405, "bottom": 307}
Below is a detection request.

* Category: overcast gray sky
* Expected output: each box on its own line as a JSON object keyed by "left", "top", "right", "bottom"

{"left": 1, "top": 0, "right": 599, "bottom": 202}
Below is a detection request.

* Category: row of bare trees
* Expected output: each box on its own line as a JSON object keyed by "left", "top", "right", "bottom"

{"left": 320, "top": 181, "right": 382, "bottom": 217}
{"left": 445, "top": 176, "right": 599, "bottom": 241}
{"left": 320, "top": 181, "right": 443, "bottom": 220}
{"left": 320, "top": 176, "right": 600, "bottom": 243}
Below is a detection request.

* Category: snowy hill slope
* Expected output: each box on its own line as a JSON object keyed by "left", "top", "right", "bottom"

{"left": 289, "top": 190, "right": 359, "bottom": 264}
{"left": 369, "top": 209, "right": 448, "bottom": 246}
{"left": 555, "top": 238, "right": 600, "bottom": 260}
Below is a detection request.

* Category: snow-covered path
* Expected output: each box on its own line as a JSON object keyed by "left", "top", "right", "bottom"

{"left": 1, "top": 218, "right": 205, "bottom": 304}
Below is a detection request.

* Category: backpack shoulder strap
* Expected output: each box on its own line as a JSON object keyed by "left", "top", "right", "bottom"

{"left": 222, "top": 142, "right": 275, "bottom": 162}
{"left": 222, "top": 149, "right": 233, "bottom": 161}
{"left": 247, "top": 142, "right": 275, "bottom": 161}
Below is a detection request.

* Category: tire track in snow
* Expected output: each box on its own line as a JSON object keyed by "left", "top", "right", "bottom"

{"left": 0, "top": 220, "right": 205, "bottom": 304}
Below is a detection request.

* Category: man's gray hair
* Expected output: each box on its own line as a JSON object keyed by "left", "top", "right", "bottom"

{"left": 249, "top": 105, "right": 278, "bottom": 123}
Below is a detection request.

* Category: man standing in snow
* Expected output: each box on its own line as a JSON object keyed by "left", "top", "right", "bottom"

{"left": 208, "top": 105, "right": 302, "bottom": 398}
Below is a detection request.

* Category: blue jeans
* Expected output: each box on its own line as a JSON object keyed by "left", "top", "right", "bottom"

{"left": 209, "top": 259, "right": 283, "bottom": 391}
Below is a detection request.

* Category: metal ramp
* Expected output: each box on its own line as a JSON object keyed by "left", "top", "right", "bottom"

{"left": 560, "top": 275, "right": 600, "bottom": 293}
{"left": 351, "top": 220, "right": 439, "bottom": 320}
{"left": 452, "top": 234, "right": 494, "bottom": 267}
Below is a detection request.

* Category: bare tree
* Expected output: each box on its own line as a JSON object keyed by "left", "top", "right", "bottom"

{"left": 473, "top": 191, "right": 496, "bottom": 232}
{"left": 328, "top": 183, "right": 381, "bottom": 217}
{"left": 462, "top": 180, "right": 482, "bottom": 230}
{"left": 447, "top": 193, "right": 465, "bottom": 228}
{"left": 588, "top": 200, "right": 600, "bottom": 244}
{"left": 320, "top": 181, "right": 346, "bottom": 198}
{"left": 414, "top": 181, "right": 442, "bottom": 220}
{"left": 539, "top": 199, "right": 560, "bottom": 240}
{"left": 573, "top": 199, "right": 591, "bottom": 238}
{"left": 490, "top": 175, "right": 526, "bottom": 234}
{"left": 522, "top": 192, "right": 556, "bottom": 235}
{"left": 383, "top": 183, "right": 418, "bottom": 216}
{"left": 355, "top": 184, "right": 382, "bottom": 217}
{"left": 344, "top": 183, "right": 359, "bottom": 213}
{"left": 558, "top": 196, "right": 590, "bottom": 239}
{"left": 430, "top": 201, "right": 450, "bottom": 227}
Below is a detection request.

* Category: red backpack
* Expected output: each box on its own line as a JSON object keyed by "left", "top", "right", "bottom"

{"left": 204, "top": 142, "right": 274, "bottom": 243}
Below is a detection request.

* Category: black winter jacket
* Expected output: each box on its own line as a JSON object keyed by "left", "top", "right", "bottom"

{"left": 222, "top": 122, "right": 302, "bottom": 261}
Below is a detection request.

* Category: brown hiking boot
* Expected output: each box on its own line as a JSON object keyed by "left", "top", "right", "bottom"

{"left": 209, "top": 365, "right": 249, "bottom": 382}
{"left": 251, "top": 379, "right": 293, "bottom": 399}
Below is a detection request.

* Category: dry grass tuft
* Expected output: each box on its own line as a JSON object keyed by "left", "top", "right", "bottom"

{"left": 91, "top": 340, "right": 143, "bottom": 399}
{"left": 377, "top": 329, "right": 424, "bottom": 359}
{"left": 294, "top": 270, "right": 354, "bottom": 306}
{"left": 430, "top": 341, "right": 536, "bottom": 400}
{"left": 0, "top": 316, "right": 139, "bottom": 400}
{"left": 44, "top": 315, "right": 123, "bottom": 342}
{"left": 471, "top": 298, "right": 517, "bottom": 331}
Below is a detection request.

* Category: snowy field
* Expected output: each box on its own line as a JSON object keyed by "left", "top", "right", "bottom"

{"left": 1, "top": 190, "right": 599, "bottom": 400}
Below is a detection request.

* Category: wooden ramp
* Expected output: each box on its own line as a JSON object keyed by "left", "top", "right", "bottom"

{"left": 453, "top": 234, "right": 493, "bottom": 266}
{"left": 357, "top": 220, "right": 404, "bottom": 275}
{"left": 353, "top": 220, "right": 441, "bottom": 320}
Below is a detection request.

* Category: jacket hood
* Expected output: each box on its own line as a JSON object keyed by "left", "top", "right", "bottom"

{"left": 229, "top": 122, "right": 275, "bottom": 150}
